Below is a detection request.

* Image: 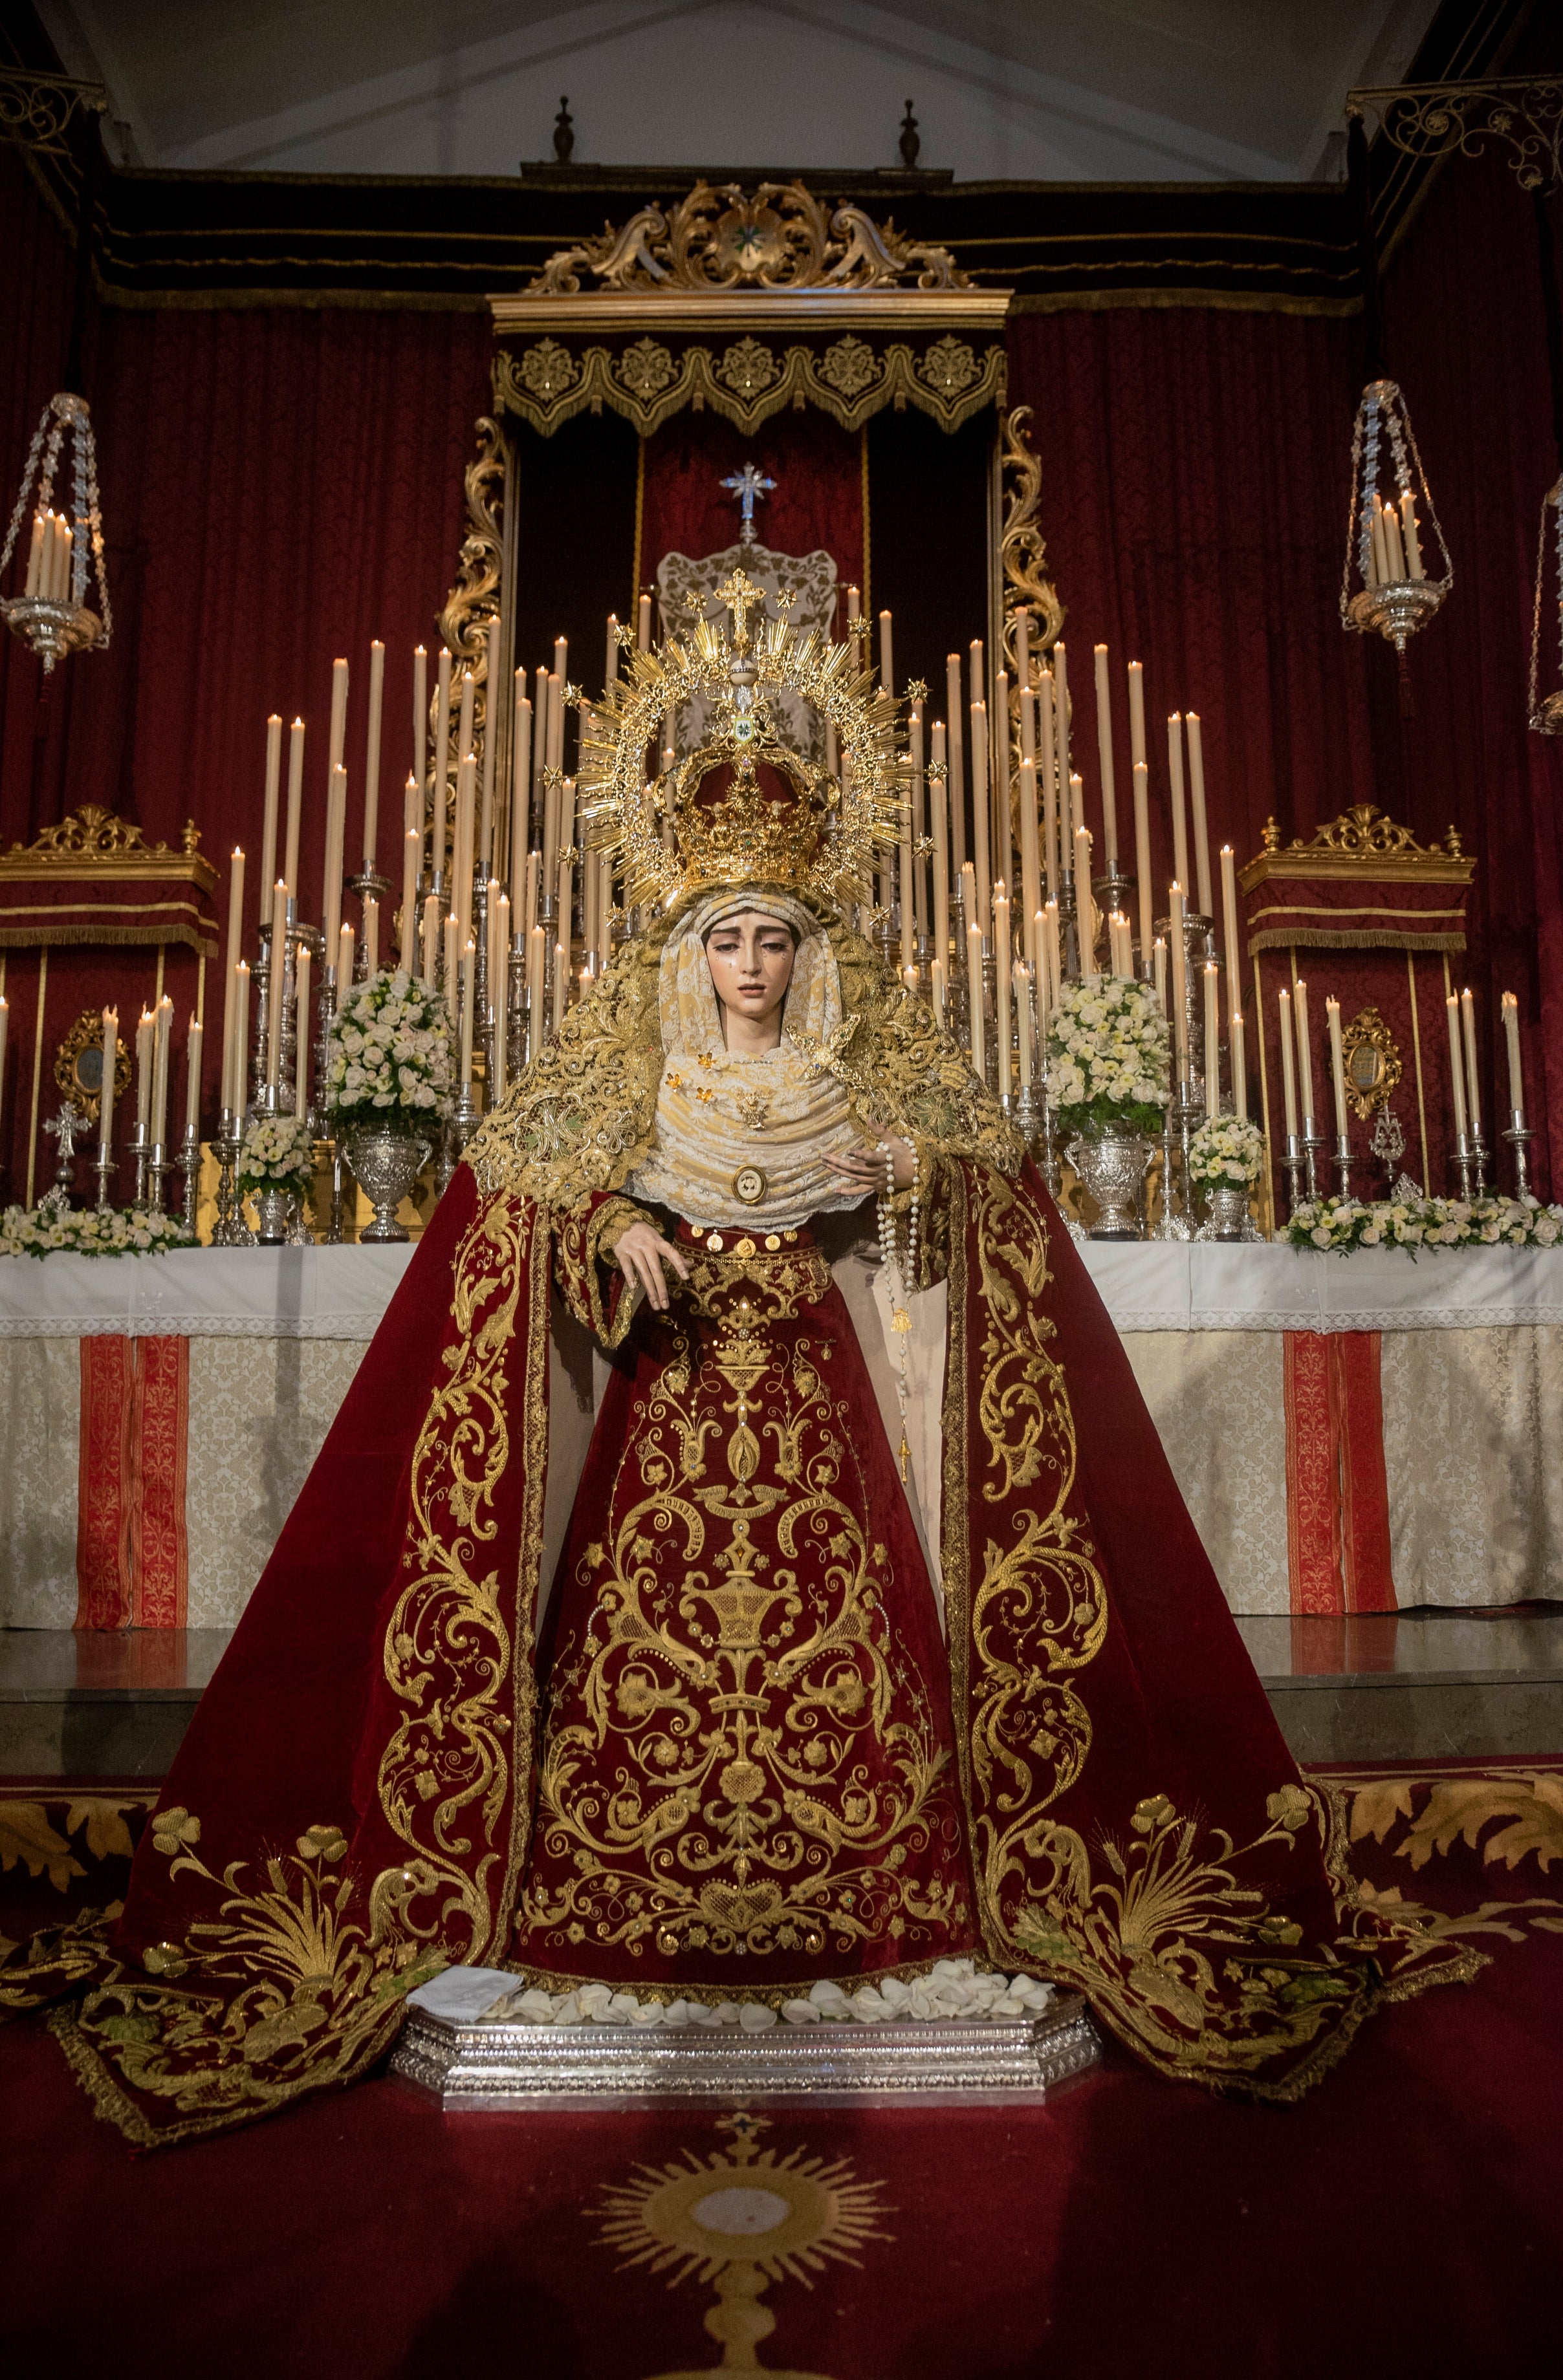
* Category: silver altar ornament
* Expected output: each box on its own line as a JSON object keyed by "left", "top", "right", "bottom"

{"left": 0, "top": 393, "right": 111, "bottom": 673}
{"left": 1340, "top": 378, "right": 1450, "bottom": 659}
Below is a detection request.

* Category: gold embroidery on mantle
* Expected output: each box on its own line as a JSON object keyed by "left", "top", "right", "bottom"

{"left": 517, "top": 1271, "right": 968, "bottom": 1963}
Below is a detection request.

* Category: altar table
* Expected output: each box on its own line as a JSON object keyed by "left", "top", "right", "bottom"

{"left": 2, "top": 1243, "right": 1558, "bottom": 1630}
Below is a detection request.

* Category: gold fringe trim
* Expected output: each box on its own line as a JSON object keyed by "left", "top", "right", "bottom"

{"left": 0, "top": 925, "right": 218, "bottom": 955}
{"left": 1247, "top": 926, "right": 1464, "bottom": 955}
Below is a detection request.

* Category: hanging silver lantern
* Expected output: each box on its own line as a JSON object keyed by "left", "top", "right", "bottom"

{"left": 1340, "top": 377, "right": 1451, "bottom": 656}
{"left": 0, "top": 391, "right": 111, "bottom": 673}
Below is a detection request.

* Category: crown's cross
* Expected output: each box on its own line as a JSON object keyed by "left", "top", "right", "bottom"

{"left": 712, "top": 565, "right": 765, "bottom": 644}
{"left": 720, "top": 460, "right": 776, "bottom": 547}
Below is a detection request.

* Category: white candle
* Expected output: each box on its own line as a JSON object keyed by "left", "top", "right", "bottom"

{"left": 422, "top": 892, "right": 439, "bottom": 988}
{"left": 1036, "top": 669, "right": 1058, "bottom": 896}
{"left": 1152, "top": 936, "right": 1167, "bottom": 1015}
{"left": 1015, "top": 960, "right": 1033, "bottom": 1088}
{"left": 1052, "top": 640, "right": 1071, "bottom": 838}
{"left": 1075, "top": 825, "right": 1095, "bottom": 966}
{"left": 1327, "top": 996, "right": 1348, "bottom": 1139}
{"left": 1127, "top": 659, "right": 1146, "bottom": 772}
{"left": 1017, "top": 752, "right": 1040, "bottom": 970}
{"left": 1278, "top": 990, "right": 1298, "bottom": 1138}
{"left": 400, "top": 781, "right": 420, "bottom": 971}
{"left": 1133, "top": 761, "right": 1152, "bottom": 967}
{"left": 457, "top": 670, "right": 476, "bottom": 787}
{"left": 454, "top": 751, "right": 475, "bottom": 949}
{"left": 1460, "top": 989, "right": 1481, "bottom": 1142}
{"left": 993, "top": 674, "right": 1012, "bottom": 897}
{"left": 150, "top": 997, "right": 173, "bottom": 1152}
{"left": 1502, "top": 991, "right": 1524, "bottom": 1114}
{"left": 1383, "top": 500, "right": 1408, "bottom": 582}
{"left": 552, "top": 939, "right": 568, "bottom": 1033}
{"left": 1203, "top": 964, "right": 1220, "bottom": 1121}
{"left": 1219, "top": 843, "right": 1240, "bottom": 1007}
{"left": 479, "top": 621, "right": 501, "bottom": 878}
{"left": 637, "top": 594, "right": 651, "bottom": 650}
{"left": 292, "top": 952, "right": 310, "bottom": 1118}
{"left": 1166, "top": 714, "right": 1189, "bottom": 898}
{"left": 931, "top": 956, "right": 946, "bottom": 1026}
{"left": 98, "top": 1007, "right": 116, "bottom": 1153}
{"left": 184, "top": 1014, "right": 202, "bottom": 1138}
{"left": 362, "top": 895, "right": 378, "bottom": 977}
{"left": 930, "top": 719, "right": 950, "bottom": 975}
{"left": 232, "top": 964, "right": 249, "bottom": 1117}
{"left": 267, "top": 879, "right": 288, "bottom": 1090}
{"left": 527, "top": 923, "right": 545, "bottom": 1061}
{"left": 970, "top": 701, "right": 991, "bottom": 927}
{"left": 459, "top": 938, "right": 476, "bottom": 1087}
{"left": 363, "top": 639, "right": 385, "bottom": 871}
{"left": 444, "top": 914, "right": 459, "bottom": 1027}
{"left": 878, "top": 611, "right": 894, "bottom": 696}
{"left": 412, "top": 645, "right": 428, "bottom": 804}
{"left": 1447, "top": 993, "right": 1468, "bottom": 1140}
{"left": 1093, "top": 643, "right": 1119, "bottom": 873}
{"left": 1401, "top": 488, "right": 1425, "bottom": 581}
{"left": 1231, "top": 1010, "right": 1248, "bottom": 1123}
{"left": 22, "top": 512, "right": 43, "bottom": 600}
{"left": 223, "top": 847, "right": 245, "bottom": 1109}
{"left": 1042, "top": 900, "right": 1062, "bottom": 1021}
{"left": 283, "top": 718, "right": 305, "bottom": 900}
{"left": 493, "top": 889, "right": 510, "bottom": 1022}
{"left": 338, "top": 922, "right": 355, "bottom": 996}
{"left": 327, "top": 654, "right": 349, "bottom": 798}
{"left": 967, "top": 922, "right": 985, "bottom": 1077}
{"left": 946, "top": 654, "right": 967, "bottom": 876}
{"left": 1369, "top": 501, "right": 1390, "bottom": 588}
{"left": 1293, "top": 980, "right": 1316, "bottom": 1133}
{"left": 435, "top": 647, "right": 454, "bottom": 860}
{"left": 900, "top": 701, "right": 919, "bottom": 970}
{"left": 1185, "top": 710, "right": 1212, "bottom": 918}
{"left": 322, "top": 763, "right": 347, "bottom": 964}
{"left": 258, "top": 717, "right": 281, "bottom": 922}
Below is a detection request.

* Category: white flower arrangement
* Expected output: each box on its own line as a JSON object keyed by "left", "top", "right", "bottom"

{"left": 1286, "top": 1192, "right": 1563, "bottom": 1255}
{"left": 236, "top": 1112, "right": 316, "bottom": 1195}
{"left": 0, "top": 1190, "right": 193, "bottom": 1259}
{"left": 1188, "top": 1116, "right": 1266, "bottom": 1191}
{"left": 447, "top": 1958, "right": 1054, "bottom": 2033}
{"left": 325, "top": 969, "right": 452, "bottom": 1130}
{"left": 1045, "top": 973, "right": 1170, "bottom": 1136}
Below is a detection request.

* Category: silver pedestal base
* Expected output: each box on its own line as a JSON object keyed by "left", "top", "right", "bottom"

{"left": 391, "top": 1994, "right": 1100, "bottom": 2111}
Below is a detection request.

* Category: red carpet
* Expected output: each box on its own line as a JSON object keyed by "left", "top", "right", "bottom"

{"left": 1, "top": 1762, "right": 1558, "bottom": 2379}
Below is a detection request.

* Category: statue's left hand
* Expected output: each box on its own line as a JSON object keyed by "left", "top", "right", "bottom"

{"left": 825, "top": 1136, "right": 915, "bottom": 1195}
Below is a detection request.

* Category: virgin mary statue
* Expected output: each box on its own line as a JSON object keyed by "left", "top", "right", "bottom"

{"left": 6, "top": 586, "right": 1472, "bottom": 2144}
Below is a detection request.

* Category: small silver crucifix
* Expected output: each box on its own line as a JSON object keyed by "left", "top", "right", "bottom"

{"left": 720, "top": 460, "right": 776, "bottom": 547}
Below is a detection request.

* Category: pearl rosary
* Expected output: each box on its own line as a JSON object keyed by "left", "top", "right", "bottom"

{"left": 876, "top": 1137, "right": 919, "bottom": 1481}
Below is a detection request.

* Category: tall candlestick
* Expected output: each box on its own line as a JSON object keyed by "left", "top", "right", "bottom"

{"left": 223, "top": 849, "right": 245, "bottom": 1102}
{"left": 327, "top": 657, "right": 349, "bottom": 841}
{"left": 1219, "top": 844, "right": 1240, "bottom": 1001}
{"left": 492, "top": 890, "right": 509, "bottom": 1016}
{"left": 267, "top": 880, "right": 288, "bottom": 1091}
{"left": 1293, "top": 979, "right": 1316, "bottom": 1132}
{"left": 992, "top": 670, "right": 1012, "bottom": 894}
{"left": 1459, "top": 988, "right": 1481, "bottom": 1141}
{"left": 283, "top": 718, "right": 305, "bottom": 900}
{"left": 1446, "top": 993, "right": 1468, "bottom": 1138}
{"left": 946, "top": 654, "right": 967, "bottom": 875}
{"left": 1052, "top": 641, "right": 1071, "bottom": 852}
{"left": 184, "top": 1013, "right": 203, "bottom": 1138}
{"left": 1018, "top": 752, "right": 1040, "bottom": 970}
{"left": 1278, "top": 990, "right": 1298, "bottom": 1138}
{"left": 878, "top": 611, "right": 893, "bottom": 696}
{"left": 1231, "top": 1010, "right": 1248, "bottom": 1123}
{"left": 292, "top": 952, "right": 310, "bottom": 1118}
{"left": 527, "top": 924, "right": 545, "bottom": 1060}
{"left": 258, "top": 717, "right": 281, "bottom": 922}
{"left": 1152, "top": 937, "right": 1167, "bottom": 1015}
{"left": 362, "top": 896, "right": 378, "bottom": 977}
{"left": 1203, "top": 964, "right": 1220, "bottom": 1121}
{"left": 363, "top": 639, "right": 386, "bottom": 871}
{"left": 1166, "top": 714, "right": 1189, "bottom": 899}
{"left": 412, "top": 645, "right": 428, "bottom": 801}
{"left": 1133, "top": 760, "right": 1152, "bottom": 966}
{"left": 435, "top": 647, "right": 454, "bottom": 834}
{"left": 967, "top": 922, "right": 985, "bottom": 1077}
{"left": 1168, "top": 885, "right": 1188, "bottom": 1074}
{"left": 1127, "top": 659, "right": 1146, "bottom": 774}
{"left": 511, "top": 680, "right": 532, "bottom": 903}
{"left": 459, "top": 938, "right": 476, "bottom": 1088}
{"left": 422, "top": 892, "right": 439, "bottom": 988}
{"left": 552, "top": 940, "right": 568, "bottom": 1034}
{"left": 454, "top": 750, "right": 475, "bottom": 949}
{"left": 523, "top": 849, "right": 539, "bottom": 945}
{"left": 1093, "top": 644, "right": 1119, "bottom": 872}
{"left": 150, "top": 997, "right": 173, "bottom": 1152}
{"left": 930, "top": 720, "right": 950, "bottom": 975}
{"left": 455, "top": 670, "right": 475, "bottom": 789}
{"left": 479, "top": 621, "right": 501, "bottom": 879}
{"left": 232, "top": 965, "right": 250, "bottom": 1118}
{"left": 995, "top": 900, "right": 1012, "bottom": 1099}
{"left": 1075, "top": 825, "right": 1096, "bottom": 964}
{"left": 970, "top": 701, "right": 991, "bottom": 927}
{"left": 337, "top": 923, "right": 354, "bottom": 999}
{"left": 98, "top": 1008, "right": 116, "bottom": 1154}
{"left": 1185, "top": 709, "right": 1212, "bottom": 918}
{"left": 1326, "top": 995, "right": 1348, "bottom": 1139}
{"left": 1015, "top": 959, "right": 1033, "bottom": 1088}
{"left": 1042, "top": 901, "right": 1061, "bottom": 1021}
{"left": 1502, "top": 991, "right": 1524, "bottom": 1112}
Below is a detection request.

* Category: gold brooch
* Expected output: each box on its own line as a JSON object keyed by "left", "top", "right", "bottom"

{"left": 731, "top": 1164, "right": 767, "bottom": 1206}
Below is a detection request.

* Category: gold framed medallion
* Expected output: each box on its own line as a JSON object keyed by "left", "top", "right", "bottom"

{"left": 731, "top": 1163, "right": 767, "bottom": 1206}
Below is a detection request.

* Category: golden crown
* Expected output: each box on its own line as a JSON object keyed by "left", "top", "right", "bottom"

{"left": 579, "top": 569, "right": 901, "bottom": 913}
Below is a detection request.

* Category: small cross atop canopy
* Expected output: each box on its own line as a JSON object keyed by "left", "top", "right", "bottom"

{"left": 712, "top": 566, "right": 765, "bottom": 643}
{"left": 720, "top": 460, "right": 776, "bottom": 546}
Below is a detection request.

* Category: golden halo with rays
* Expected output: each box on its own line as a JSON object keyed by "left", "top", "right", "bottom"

{"left": 577, "top": 568, "right": 904, "bottom": 916}
{"left": 591, "top": 2110, "right": 891, "bottom": 2380}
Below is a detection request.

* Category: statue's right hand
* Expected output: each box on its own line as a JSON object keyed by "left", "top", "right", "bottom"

{"left": 611, "top": 1219, "right": 691, "bottom": 1312}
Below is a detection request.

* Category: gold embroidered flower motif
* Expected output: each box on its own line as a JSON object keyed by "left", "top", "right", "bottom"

{"left": 717, "top": 336, "right": 779, "bottom": 399}
{"left": 820, "top": 336, "right": 879, "bottom": 398}
{"left": 617, "top": 338, "right": 675, "bottom": 400}
{"left": 519, "top": 339, "right": 579, "bottom": 400}
{"left": 919, "top": 336, "right": 979, "bottom": 398}
{"left": 151, "top": 1806, "right": 201, "bottom": 1857}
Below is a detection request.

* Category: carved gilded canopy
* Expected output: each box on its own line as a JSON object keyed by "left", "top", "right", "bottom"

{"left": 489, "top": 180, "right": 1009, "bottom": 439}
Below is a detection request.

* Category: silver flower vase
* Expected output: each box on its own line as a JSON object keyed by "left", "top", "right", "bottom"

{"left": 252, "top": 1187, "right": 294, "bottom": 1244}
{"left": 345, "top": 1127, "right": 430, "bottom": 1242}
{"left": 1195, "top": 1181, "right": 1260, "bottom": 1242}
{"left": 1066, "top": 1128, "right": 1152, "bottom": 1240}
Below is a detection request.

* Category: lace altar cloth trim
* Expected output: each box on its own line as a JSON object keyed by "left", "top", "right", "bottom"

{"left": 1, "top": 1242, "right": 1561, "bottom": 1339}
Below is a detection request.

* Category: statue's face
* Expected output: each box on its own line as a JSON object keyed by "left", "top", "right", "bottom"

{"left": 704, "top": 911, "right": 797, "bottom": 1039}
